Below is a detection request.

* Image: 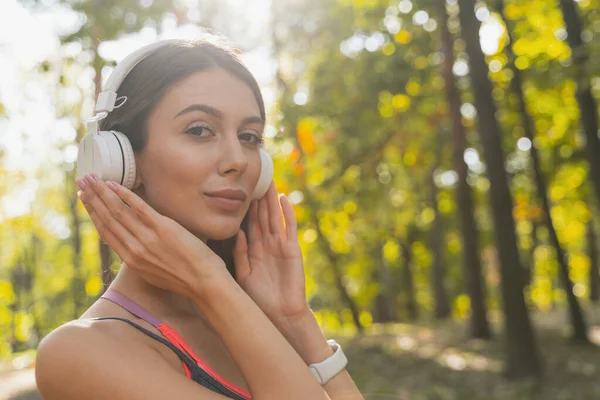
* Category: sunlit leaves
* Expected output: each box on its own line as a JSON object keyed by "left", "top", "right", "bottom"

{"left": 2, "top": 0, "right": 599, "bottom": 355}
{"left": 0, "top": 280, "right": 15, "bottom": 305}
{"left": 394, "top": 29, "right": 412, "bottom": 44}
{"left": 453, "top": 294, "right": 471, "bottom": 319}
{"left": 359, "top": 310, "right": 373, "bottom": 327}
{"left": 14, "top": 311, "right": 33, "bottom": 342}
{"left": 85, "top": 276, "right": 102, "bottom": 296}
{"left": 297, "top": 118, "right": 317, "bottom": 156}
{"left": 383, "top": 240, "right": 399, "bottom": 262}
{"left": 392, "top": 93, "right": 411, "bottom": 110}
{"left": 382, "top": 42, "right": 396, "bottom": 55}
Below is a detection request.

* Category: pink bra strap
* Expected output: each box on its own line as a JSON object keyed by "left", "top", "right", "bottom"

{"left": 101, "top": 289, "right": 163, "bottom": 328}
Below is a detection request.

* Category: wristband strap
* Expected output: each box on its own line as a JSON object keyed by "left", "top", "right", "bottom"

{"left": 308, "top": 339, "right": 348, "bottom": 385}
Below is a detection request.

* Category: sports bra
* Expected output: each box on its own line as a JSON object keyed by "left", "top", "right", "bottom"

{"left": 91, "top": 289, "right": 251, "bottom": 400}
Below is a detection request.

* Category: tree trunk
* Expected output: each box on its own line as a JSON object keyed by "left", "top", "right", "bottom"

{"left": 311, "top": 214, "right": 363, "bottom": 332}
{"left": 9, "top": 301, "right": 17, "bottom": 352}
{"left": 551, "top": 275, "right": 558, "bottom": 310}
{"left": 28, "top": 234, "right": 43, "bottom": 345}
{"left": 400, "top": 234, "right": 418, "bottom": 322}
{"left": 457, "top": 0, "right": 542, "bottom": 377}
{"left": 67, "top": 171, "right": 84, "bottom": 319}
{"left": 289, "top": 130, "right": 364, "bottom": 332}
{"left": 270, "top": 1, "right": 364, "bottom": 334}
{"left": 497, "top": 0, "right": 588, "bottom": 342}
{"left": 372, "top": 242, "right": 394, "bottom": 323}
{"left": 558, "top": 0, "right": 600, "bottom": 207}
{"left": 524, "top": 219, "right": 539, "bottom": 287}
{"left": 372, "top": 291, "right": 393, "bottom": 323}
{"left": 100, "top": 242, "right": 115, "bottom": 293}
{"left": 438, "top": 0, "right": 491, "bottom": 338}
{"left": 430, "top": 165, "right": 451, "bottom": 319}
{"left": 9, "top": 262, "right": 23, "bottom": 352}
{"left": 588, "top": 220, "right": 600, "bottom": 303}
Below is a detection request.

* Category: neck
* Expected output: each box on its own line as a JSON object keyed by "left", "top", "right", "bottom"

{"left": 108, "top": 262, "right": 208, "bottom": 324}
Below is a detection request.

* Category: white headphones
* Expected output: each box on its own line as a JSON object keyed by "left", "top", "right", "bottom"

{"left": 76, "top": 39, "right": 274, "bottom": 199}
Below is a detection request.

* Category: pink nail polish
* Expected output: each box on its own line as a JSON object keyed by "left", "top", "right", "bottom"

{"left": 86, "top": 174, "right": 96, "bottom": 185}
{"left": 106, "top": 181, "right": 118, "bottom": 191}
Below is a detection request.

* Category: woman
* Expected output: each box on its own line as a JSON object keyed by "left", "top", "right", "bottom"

{"left": 34, "top": 38, "right": 364, "bottom": 399}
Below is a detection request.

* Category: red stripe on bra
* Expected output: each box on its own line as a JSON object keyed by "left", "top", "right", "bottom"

{"left": 158, "top": 323, "right": 251, "bottom": 399}
{"left": 101, "top": 290, "right": 251, "bottom": 399}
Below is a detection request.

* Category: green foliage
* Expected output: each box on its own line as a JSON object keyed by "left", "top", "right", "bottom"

{"left": 1, "top": 0, "right": 600, "bottom": 378}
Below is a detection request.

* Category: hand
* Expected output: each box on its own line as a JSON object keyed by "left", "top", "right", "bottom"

{"left": 233, "top": 182, "right": 311, "bottom": 327}
{"left": 76, "top": 174, "right": 230, "bottom": 299}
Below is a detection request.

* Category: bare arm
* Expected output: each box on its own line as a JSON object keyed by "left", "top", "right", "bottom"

{"left": 35, "top": 277, "right": 333, "bottom": 400}
{"left": 36, "top": 321, "right": 237, "bottom": 400}
{"left": 277, "top": 310, "right": 365, "bottom": 400}
{"left": 191, "top": 274, "right": 333, "bottom": 399}
{"left": 228, "top": 183, "right": 364, "bottom": 399}
{"left": 39, "top": 175, "right": 332, "bottom": 399}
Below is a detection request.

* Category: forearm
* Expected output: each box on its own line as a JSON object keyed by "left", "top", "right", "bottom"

{"left": 191, "top": 277, "right": 330, "bottom": 400}
{"left": 277, "top": 310, "right": 365, "bottom": 400}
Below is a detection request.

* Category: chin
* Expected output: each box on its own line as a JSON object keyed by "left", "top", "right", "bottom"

{"left": 205, "top": 228, "right": 239, "bottom": 241}
{"left": 188, "top": 218, "right": 243, "bottom": 242}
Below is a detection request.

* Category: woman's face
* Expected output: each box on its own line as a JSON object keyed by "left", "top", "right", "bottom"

{"left": 134, "top": 68, "right": 264, "bottom": 242}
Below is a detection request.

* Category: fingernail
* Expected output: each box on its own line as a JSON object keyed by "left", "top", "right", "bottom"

{"left": 106, "top": 181, "right": 118, "bottom": 191}
{"left": 76, "top": 178, "right": 87, "bottom": 189}
{"left": 86, "top": 174, "right": 96, "bottom": 185}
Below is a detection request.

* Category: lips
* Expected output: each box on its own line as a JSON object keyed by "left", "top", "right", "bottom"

{"left": 204, "top": 189, "right": 247, "bottom": 201}
{"left": 204, "top": 189, "right": 247, "bottom": 212}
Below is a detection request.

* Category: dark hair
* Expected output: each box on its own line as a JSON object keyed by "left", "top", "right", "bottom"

{"left": 100, "top": 38, "right": 264, "bottom": 278}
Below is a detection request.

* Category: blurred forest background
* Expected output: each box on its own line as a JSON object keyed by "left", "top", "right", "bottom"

{"left": 2, "top": 0, "right": 600, "bottom": 398}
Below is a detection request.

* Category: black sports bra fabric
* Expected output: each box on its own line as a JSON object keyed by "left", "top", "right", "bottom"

{"left": 92, "top": 316, "right": 248, "bottom": 400}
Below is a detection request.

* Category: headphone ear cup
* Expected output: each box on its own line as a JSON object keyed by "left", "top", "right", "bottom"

{"left": 253, "top": 148, "right": 274, "bottom": 199}
{"left": 76, "top": 130, "right": 136, "bottom": 189}
{"left": 109, "top": 130, "right": 136, "bottom": 189}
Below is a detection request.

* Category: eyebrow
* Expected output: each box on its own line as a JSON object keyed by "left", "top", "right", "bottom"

{"left": 174, "top": 103, "right": 264, "bottom": 127}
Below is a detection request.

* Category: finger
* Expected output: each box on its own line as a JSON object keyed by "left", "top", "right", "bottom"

{"left": 279, "top": 194, "right": 298, "bottom": 242}
{"left": 80, "top": 190, "right": 132, "bottom": 260}
{"left": 233, "top": 230, "right": 251, "bottom": 283}
{"left": 265, "top": 182, "right": 285, "bottom": 235}
{"left": 247, "top": 200, "right": 262, "bottom": 242}
{"left": 82, "top": 175, "right": 151, "bottom": 251}
{"left": 86, "top": 199, "right": 154, "bottom": 270}
{"left": 257, "top": 194, "right": 269, "bottom": 237}
{"left": 86, "top": 175, "right": 155, "bottom": 239}
{"left": 95, "top": 175, "right": 163, "bottom": 229}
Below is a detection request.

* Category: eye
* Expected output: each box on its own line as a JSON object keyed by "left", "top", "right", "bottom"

{"left": 185, "top": 123, "right": 214, "bottom": 137}
{"left": 239, "top": 132, "right": 264, "bottom": 146}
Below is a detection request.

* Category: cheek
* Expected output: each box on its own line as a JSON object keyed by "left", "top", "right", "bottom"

{"left": 148, "top": 139, "right": 215, "bottom": 182}
{"left": 140, "top": 148, "right": 214, "bottom": 211}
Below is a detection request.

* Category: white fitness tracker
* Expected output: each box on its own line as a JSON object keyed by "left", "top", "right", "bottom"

{"left": 308, "top": 339, "right": 348, "bottom": 385}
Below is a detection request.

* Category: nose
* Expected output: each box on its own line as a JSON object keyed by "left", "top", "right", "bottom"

{"left": 217, "top": 132, "right": 248, "bottom": 177}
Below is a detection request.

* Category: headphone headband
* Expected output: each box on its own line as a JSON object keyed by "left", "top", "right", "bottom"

{"left": 80, "top": 37, "right": 274, "bottom": 198}
{"left": 95, "top": 39, "right": 180, "bottom": 114}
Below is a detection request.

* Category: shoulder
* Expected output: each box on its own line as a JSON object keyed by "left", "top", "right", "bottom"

{"left": 35, "top": 319, "right": 155, "bottom": 399}
{"left": 36, "top": 319, "right": 108, "bottom": 365}
{"left": 35, "top": 320, "right": 122, "bottom": 395}
{"left": 35, "top": 319, "right": 233, "bottom": 400}
{"left": 36, "top": 317, "right": 144, "bottom": 362}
